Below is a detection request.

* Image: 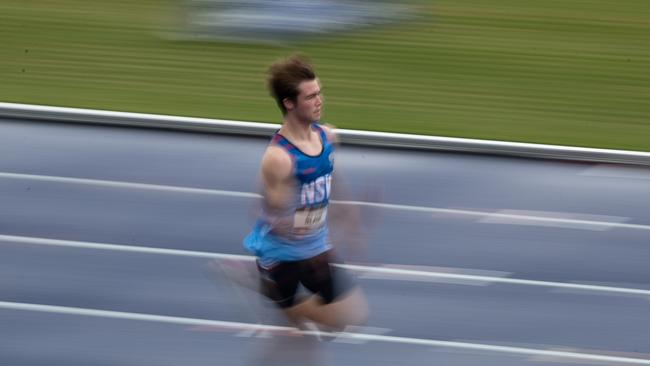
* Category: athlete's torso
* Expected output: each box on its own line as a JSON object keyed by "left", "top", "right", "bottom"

{"left": 271, "top": 124, "right": 334, "bottom": 237}
{"left": 243, "top": 123, "right": 335, "bottom": 264}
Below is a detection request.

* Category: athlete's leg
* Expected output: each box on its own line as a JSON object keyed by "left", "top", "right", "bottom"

{"left": 283, "top": 286, "right": 367, "bottom": 331}
{"left": 284, "top": 251, "right": 368, "bottom": 330}
{"left": 258, "top": 252, "right": 368, "bottom": 330}
{"left": 257, "top": 260, "right": 307, "bottom": 327}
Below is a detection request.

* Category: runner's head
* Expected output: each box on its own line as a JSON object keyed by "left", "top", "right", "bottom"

{"left": 267, "top": 55, "right": 322, "bottom": 121}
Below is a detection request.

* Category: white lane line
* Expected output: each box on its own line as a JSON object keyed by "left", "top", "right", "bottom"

{"left": 0, "top": 234, "right": 254, "bottom": 262}
{"left": 0, "top": 300, "right": 289, "bottom": 332}
{"left": 333, "top": 201, "right": 650, "bottom": 231}
{"left": 342, "top": 263, "right": 650, "bottom": 297}
{"left": 3, "top": 171, "right": 650, "bottom": 231}
{"left": 0, "top": 172, "right": 259, "bottom": 199}
{"left": 356, "top": 264, "right": 511, "bottom": 286}
{"left": 1, "top": 301, "right": 650, "bottom": 365}
{"left": 478, "top": 209, "right": 628, "bottom": 231}
{"left": 2, "top": 234, "right": 650, "bottom": 297}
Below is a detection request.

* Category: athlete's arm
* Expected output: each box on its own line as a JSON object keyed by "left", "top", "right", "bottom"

{"left": 321, "top": 124, "right": 368, "bottom": 257}
{"left": 260, "top": 145, "right": 296, "bottom": 235}
{"left": 320, "top": 123, "right": 338, "bottom": 145}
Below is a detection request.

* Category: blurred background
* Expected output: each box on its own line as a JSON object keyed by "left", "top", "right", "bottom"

{"left": 2, "top": 0, "right": 650, "bottom": 150}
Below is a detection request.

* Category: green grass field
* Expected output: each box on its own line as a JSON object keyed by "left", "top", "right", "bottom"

{"left": 2, "top": 1, "right": 650, "bottom": 151}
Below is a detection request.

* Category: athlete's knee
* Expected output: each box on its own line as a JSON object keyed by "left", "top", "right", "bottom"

{"left": 328, "top": 287, "right": 369, "bottom": 327}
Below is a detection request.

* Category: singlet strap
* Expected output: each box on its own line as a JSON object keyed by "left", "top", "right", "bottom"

{"left": 271, "top": 124, "right": 328, "bottom": 155}
{"left": 271, "top": 131, "right": 296, "bottom": 151}
{"left": 311, "top": 124, "right": 329, "bottom": 144}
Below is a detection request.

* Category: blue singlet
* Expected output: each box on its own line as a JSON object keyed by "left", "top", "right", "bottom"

{"left": 243, "top": 123, "right": 335, "bottom": 266}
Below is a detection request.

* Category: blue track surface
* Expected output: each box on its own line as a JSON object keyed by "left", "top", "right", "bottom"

{"left": 2, "top": 119, "right": 650, "bottom": 365}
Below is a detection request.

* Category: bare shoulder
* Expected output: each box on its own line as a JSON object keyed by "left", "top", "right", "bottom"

{"left": 319, "top": 123, "right": 339, "bottom": 144}
{"left": 261, "top": 145, "right": 293, "bottom": 182}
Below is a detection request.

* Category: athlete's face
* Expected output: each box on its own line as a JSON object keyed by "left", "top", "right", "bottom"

{"left": 289, "top": 78, "right": 323, "bottom": 123}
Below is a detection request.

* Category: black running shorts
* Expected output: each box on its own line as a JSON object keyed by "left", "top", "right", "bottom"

{"left": 257, "top": 250, "right": 354, "bottom": 308}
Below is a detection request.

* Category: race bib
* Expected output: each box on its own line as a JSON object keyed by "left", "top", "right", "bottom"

{"left": 293, "top": 206, "right": 327, "bottom": 234}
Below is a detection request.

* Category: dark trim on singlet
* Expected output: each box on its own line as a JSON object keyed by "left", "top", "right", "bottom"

{"left": 272, "top": 124, "right": 327, "bottom": 158}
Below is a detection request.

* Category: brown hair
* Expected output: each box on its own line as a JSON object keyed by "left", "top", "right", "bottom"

{"left": 267, "top": 55, "right": 316, "bottom": 115}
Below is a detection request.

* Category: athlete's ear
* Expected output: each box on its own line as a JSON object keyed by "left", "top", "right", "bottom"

{"left": 282, "top": 98, "right": 295, "bottom": 111}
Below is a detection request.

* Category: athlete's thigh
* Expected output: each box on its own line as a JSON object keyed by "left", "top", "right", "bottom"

{"left": 299, "top": 251, "right": 354, "bottom": 304}
{"left": 260, "top": 261, "right": 301, "bottom": 308}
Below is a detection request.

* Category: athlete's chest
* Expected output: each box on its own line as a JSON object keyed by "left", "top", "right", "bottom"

{"left": 291, "top": 140, "right": 323, "bottom": 156}
{"left": 293, "top": 148, "right": 334, "bottom": 184}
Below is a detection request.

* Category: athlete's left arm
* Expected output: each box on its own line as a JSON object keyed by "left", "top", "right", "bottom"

{"left": 320, "top": 123, "right": 338, "bottom": 144}
{"left": 322, "top": 124, "right": 368, "bottom": 257}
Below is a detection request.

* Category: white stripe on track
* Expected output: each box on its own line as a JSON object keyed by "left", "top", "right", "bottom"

{"left": 2, "top": 234, "right": 650, "bottom": 297}
{"left": 478, "top": 209, "right": 627, "bottom": 231}
{"left": 0, "top": 172, "right": 259, "bottom": 199}
{"left": 1, "top": 300, "right": 649, "bottom": 365}
{"left": 2, "top": 171, "right": 650, "bottom": 231}
{"left": 339, "top": 200, "right": 647, "bottom": 231}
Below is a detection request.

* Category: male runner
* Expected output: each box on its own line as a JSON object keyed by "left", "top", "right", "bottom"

{"left": 243, "top": 55, "right": 367, "bottom": 331}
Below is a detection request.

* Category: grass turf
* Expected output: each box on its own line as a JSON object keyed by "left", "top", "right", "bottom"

{"left": 2, "top": 0, "right": 649, "bottom": 151}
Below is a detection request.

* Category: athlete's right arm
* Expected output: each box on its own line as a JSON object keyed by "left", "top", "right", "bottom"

{"left": 260, "top": 146, "right": 295, "bottom": 235}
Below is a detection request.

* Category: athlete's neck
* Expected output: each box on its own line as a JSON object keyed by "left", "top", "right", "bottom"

{"left": 280, "top": 116, "right": 315, "bottom": 142}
